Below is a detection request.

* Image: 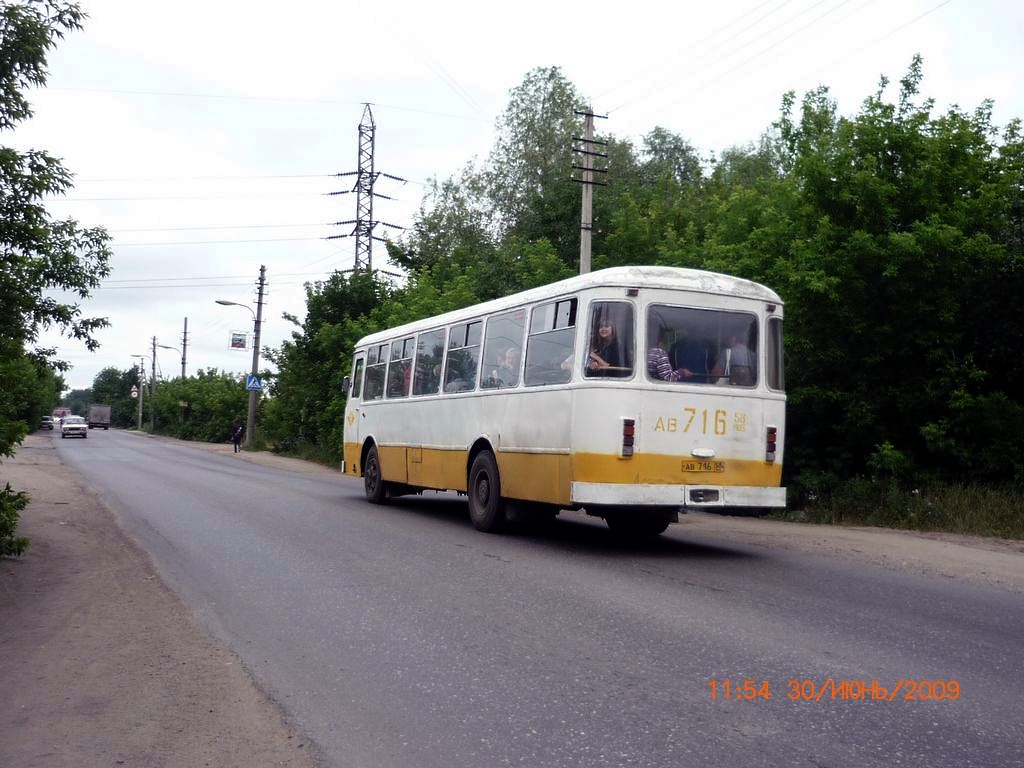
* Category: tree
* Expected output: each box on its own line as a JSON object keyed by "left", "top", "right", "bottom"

{"left": 721, "top": 57, "right": 1024, "bottom": 486}
{"left": 1, "top": 2, "right": 111, "bottom": 554}
{"left": 262, "top": 270, "right": 392, "bottom": 461}
{"left": 90, "top": 366, "right": 138, "bottom": 428}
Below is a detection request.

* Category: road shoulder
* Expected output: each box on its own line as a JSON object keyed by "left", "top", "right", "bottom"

{"left": 0, "top": 433, "right": 321, "bottom": 768}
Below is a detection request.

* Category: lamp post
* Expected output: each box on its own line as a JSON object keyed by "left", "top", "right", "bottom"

{"left": 215, "top": 297, "right": 262, "bottom": 450}
{"left": 130, "top": 355, "right": 147, "bottom": 431}
{"left": 156, "top": 343, "right": 184, "bottom": 379}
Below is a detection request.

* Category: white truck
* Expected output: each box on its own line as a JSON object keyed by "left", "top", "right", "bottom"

{"left": 87, "top": 404, "right": 111, "bottom": 430}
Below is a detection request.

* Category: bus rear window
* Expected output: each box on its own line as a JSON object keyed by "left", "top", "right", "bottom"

{"left": 646, "top": 306, "right": 758, "bottom": 386}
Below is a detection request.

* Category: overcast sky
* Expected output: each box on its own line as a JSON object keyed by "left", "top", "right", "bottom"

{"left": 11, "top": 0, "right": 1023, "bottom": 391}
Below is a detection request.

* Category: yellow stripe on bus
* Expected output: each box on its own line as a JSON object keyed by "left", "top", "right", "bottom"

{"left": 345, "top": 442, "right": 781, "bottom": 500}
{"left": 572, "top": 452, "right": 783, "bottom": 486}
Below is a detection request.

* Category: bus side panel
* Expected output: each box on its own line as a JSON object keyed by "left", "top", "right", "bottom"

{"left": 407, "top": 447, "right": 467, "bottom": 492}
{"left": 343, "top": 441, "right": 361, "bottom": 476}
{"left": 378, "top": 445, "right": 409, "bottom": 483}
{"left": 496, "top": 452, "right": 572, "bottom": 506}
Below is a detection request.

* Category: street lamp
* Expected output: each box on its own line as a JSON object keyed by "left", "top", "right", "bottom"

{"left": 215, "top": 298, "right": 262, "bottom": 449}
{"left": 155, "top": 343, "right": 184, "bottom": 379}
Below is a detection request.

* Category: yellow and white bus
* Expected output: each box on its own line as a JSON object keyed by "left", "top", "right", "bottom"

{"left": 343, "top": 265, "right": 785, "bottom": 535}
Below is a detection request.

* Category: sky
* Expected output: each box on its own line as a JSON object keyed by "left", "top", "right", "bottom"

{"left": 10, "top": 0, "right": 1024, "bottom": 391}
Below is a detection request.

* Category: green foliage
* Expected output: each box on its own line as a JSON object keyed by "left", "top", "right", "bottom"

{"left": 0, "top": 352, "right": 61, "bottom": 455}
{"left": 262, "top": 270, "right": 392, "bottom": 462}
{"left": 63, "top": 386, "right": 90, "bottom": 416}
{"left": 779, "top": 474, "right": 1024, "bottom": 539}
{"left": 148, "top": 369, "right": 251, "bottom": 442}
{"left": 1, "top": 2, "right": 111, "bottom": 464}
{"left": 0, "top": 481, "right": 30, "bottom": 557}
{"left": 89, "top": 366, "right": 140, "bottom": 428}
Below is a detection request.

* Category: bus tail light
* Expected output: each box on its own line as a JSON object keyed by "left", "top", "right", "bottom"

{"left": 766, "top": 426, "right": 777, "bottom": 462}
{"left": 622, "top": 418, "right": 635, "bottom": 457}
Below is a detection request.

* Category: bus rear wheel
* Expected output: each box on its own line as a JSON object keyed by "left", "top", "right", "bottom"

{"left": 364, "top": 445, "right": 388, "bottom": 504}
{"left": 468, "top": 451, "right": 506, "bottom": 533}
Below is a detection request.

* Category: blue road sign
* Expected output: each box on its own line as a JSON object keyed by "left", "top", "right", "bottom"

{"left": 246, "top": 374, "right": 263, "bottom": 391}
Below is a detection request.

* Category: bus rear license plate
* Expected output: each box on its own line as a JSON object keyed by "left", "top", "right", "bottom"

{"left": 682, "top": 461, "right": 725, "bottom": 473}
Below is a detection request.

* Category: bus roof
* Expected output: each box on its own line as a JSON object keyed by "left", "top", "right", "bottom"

{"left": 354, "top": 265, "right": 783, "bottom": 348}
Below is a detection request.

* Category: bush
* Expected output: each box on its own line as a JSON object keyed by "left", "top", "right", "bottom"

{"left": 0, "top": 482, "right": 30, "bottom": 557}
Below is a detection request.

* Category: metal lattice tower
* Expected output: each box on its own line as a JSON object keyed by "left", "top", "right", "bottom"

{"left": 329, "top": 103, "right": 406, "bottom": 273}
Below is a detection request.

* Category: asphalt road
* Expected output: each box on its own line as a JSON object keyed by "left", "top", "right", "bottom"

{"left": 56, "top": 430, "right": 1023, "bottom": 768}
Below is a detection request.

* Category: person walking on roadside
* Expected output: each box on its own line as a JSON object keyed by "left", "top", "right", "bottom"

{"left": 230, "top": 418, "right": 244, "bottom": 453}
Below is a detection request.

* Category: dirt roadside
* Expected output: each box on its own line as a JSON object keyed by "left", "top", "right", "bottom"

{"left": 0, "top": 433, "right": 323, "bottom": 768}
{"left": 2, "top": 432, "right": 1023, "bottom": 768}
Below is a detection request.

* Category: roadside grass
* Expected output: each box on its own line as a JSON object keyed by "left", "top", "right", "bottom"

{"left": 775, "top": 480, "right": 1024, "bottom": 539}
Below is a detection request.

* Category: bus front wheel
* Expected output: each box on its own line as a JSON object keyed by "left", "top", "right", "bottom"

{"left": 468, "top": 451, "right": 506, "bottom": 533}
{"left": 364, "top": 445, "right": 388, "bottom": 504}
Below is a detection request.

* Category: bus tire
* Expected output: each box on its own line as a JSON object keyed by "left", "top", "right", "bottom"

{"left": 468, "top": 451, "right": 506, "bottom": 533}
{"left": 364, "top": 444, "right": 388, "bottom": 504}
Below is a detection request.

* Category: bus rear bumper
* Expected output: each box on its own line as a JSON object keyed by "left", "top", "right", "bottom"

{"left": 571, "top": 482, "right": 786, "bottom": 510}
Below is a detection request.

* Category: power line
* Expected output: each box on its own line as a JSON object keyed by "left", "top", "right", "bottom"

{"left": 114, "top": 236, "right": 328, "bottom": 247}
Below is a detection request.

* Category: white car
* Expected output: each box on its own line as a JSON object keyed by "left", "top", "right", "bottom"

{"left": 60, "top": 415, "right": 88, "bottom": 439}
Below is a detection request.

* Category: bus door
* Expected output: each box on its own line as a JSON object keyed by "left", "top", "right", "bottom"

{"left": 343, "top": 352, "right": 370, "bottom": 476}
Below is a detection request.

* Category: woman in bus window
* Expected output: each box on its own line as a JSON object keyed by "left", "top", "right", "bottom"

{"left": 587, "top": 318, "right": 629, "bottom": 374}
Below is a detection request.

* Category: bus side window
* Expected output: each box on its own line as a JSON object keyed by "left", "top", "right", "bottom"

{"left": 364, "top": 343, "right": 387, "bottom": 401}
{"left": 525, "top": 297, "right": 577, "bottom": 386}
{"left": 766, "top": 316, "right": 784, "bottom": 391}
{"left": 387, "top": 337, "right": 414, "bottom": 398}
{"left": 480, "top": 309, "right": 526, "bottom": 389}
{"left": 412, "top": 329, "right": 444, "bottom": 396}
{"left": 350, "top": 357, "right": 365, "bottom": 398}
{"left": 444, "top": 321, "right": 482, "bottom": 393}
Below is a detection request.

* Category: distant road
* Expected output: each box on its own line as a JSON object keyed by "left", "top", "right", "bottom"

{"left": 57, "top": 430, "right": 1023, "bottom": 768}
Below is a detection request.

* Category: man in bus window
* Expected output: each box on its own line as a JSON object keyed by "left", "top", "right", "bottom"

{"left": 711, "top": 333, "right": 756, "bottom": 385}
{"left": 495, "top": 346, "right": 520, "bottom": 387}
{"left": 647, "top": 327, "right": 699, "bottom": 381}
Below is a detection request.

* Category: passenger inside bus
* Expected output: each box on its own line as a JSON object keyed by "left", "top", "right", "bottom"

{"left": 670, "top": 335, "right": 711, "bottom": 381}
{"left": 495, "top": 345, "right": 521, "bottom": 387}
{"left": 711, "top": 332, "right": 756, "bottom": 386}
{"left": 586, "top": 318, "right": 631, "bottom": 376}
{"left": 647, "top": 327, "right": 701, "bottom": 381}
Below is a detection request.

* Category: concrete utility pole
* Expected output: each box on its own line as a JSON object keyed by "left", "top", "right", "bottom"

{"left": 248, "top": 265, "right": 266, "bottom": 450}
{"left": 215, "top": 264, "right": 266, "bottom": 450}
{"left": 150, "top": 336, "right": 157, "bottom": 430}
{"left": 328, "top": 103, "right": 406, "bottom": 273}
{"left": 131, "top": 355, "right": 146, "bottom": 430}
{"left": 572, "top": 108, "right": 608, "bottom": 275}
{"left": 181, "top": 317, "right": 188, "bottom": 379}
